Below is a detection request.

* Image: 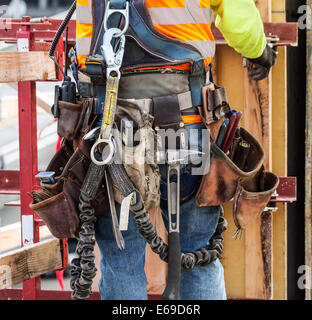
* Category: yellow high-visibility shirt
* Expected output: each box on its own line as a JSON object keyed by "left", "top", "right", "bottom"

{"left": 211, "top": 0, "right": 267, "bottom": 59}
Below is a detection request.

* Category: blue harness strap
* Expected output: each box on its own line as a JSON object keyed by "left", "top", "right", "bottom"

{"left": 110, "top": 0, "right": 128, "bottom": 8}
{"left": 89, "top": 0, "right": 206, "bottom": 106}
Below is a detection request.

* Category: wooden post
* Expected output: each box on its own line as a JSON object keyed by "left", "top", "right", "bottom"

{"left": 242, "top": 0, "right": 273, "bottom": 300}
{"left": 306, "top": 0, "right": 312, "bottom": 301}
{"left": 271, "top": 0, "right": 288, "bottom": 300}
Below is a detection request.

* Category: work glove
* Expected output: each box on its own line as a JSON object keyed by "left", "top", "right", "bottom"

{"left": 246, "top": 44, "right": 278, "bottom": 81}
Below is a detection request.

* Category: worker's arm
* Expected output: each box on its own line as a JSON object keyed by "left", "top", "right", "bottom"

{"left": 211, "top": 0, "right": 276, "bottom": 80}
{"left": 211, "top": 0, "right": 266, "bottom": 59}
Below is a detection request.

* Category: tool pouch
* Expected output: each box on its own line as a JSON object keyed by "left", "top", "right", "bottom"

{"left": 112, "top": 101, "right": 161, "bottom": 211}
{"left": 30, "top": 184, "right": 80, "bottom": 239}
{"left": 29, "top": 139, "right": 109, "bottom": 239}
{"left": 46, "top": 140, "right": 74, "bottom": 177}
{"left": 195, "top": 127, "right": 265, "bottom": 207}
{"left": 201, "top": 84, "right": 231, "bottom": 141}
{"left": 53, "top": 98, "right": 96, "bottom": 141}
{"left": 233, "top": 170, "right": 279, "bottom": 233}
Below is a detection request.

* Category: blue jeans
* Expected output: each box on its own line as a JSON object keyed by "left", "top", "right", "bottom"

{"left": 95, "top": 123, "right": 226, "bottom": 300}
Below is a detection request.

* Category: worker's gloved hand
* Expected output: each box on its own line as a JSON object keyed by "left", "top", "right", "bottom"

{"left": 246, "top": 44, "right": 278, "bottom": 81}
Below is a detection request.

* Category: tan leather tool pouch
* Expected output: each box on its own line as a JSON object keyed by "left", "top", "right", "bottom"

{"left": 112, "top": 101, "right": 161, "bottom": 211}
{"left": 233, "top": 170, "right": 279, "bottom": 233}
{"left": 195, "top": 127, "right": 265, "bottom": 207}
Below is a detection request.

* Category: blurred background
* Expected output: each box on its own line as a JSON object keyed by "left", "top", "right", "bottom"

{"left": 1, "top": 0, "right": 73, "bottom": 18}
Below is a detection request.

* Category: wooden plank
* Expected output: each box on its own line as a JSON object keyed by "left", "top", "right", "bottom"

{"left": 0, "top": 238, "right": 62, "bottom": 290}
{"left": 0, "top": 19, "right": 297, "bottom": 46}
{"left": 0, "top": 222, "right": 52, "bottom": 254}
{"left": 211, "top": 22, "right": 298, "bottom": 47}
{"left": 243, "top": 0, "right": 273, "bottom": 300}
{"left": 214, "top": 45, "right": 246, "bottom": 298}
{"left": 243, "top": 68, "right": 271, "bottom": 299}
{"left": 271, "top": 0, "right": 288, "bottom": 300}
{"left": 0, "top": 52, "right": 57, "bottom": 83}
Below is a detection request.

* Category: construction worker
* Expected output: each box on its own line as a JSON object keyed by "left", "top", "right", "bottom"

{"left": 74, "top": 0, "right": 277, "bottom": 300}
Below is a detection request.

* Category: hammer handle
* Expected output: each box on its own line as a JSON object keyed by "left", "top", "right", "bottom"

{"left": 162, "top": 232, "right": 181, "bottom": 300}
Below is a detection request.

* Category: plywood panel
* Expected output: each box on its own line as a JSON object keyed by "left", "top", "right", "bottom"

{"left": 214, "top": 45, "right": 246, "bottom": 298}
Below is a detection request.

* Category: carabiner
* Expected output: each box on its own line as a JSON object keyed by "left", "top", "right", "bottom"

{"left": 101, "top": 28, "right": 126, "bottom": 79}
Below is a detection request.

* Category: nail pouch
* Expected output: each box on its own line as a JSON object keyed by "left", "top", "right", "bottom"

{"left": 195, "top": 127, "right": 265, "bottom": 207}
{"left": 233, "top": 170, "right": 279, "bottom": 236}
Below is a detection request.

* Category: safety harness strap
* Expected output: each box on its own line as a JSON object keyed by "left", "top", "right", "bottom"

{"left": 110, "top": 0, "right": 128, "bottom": 9}
{"left": 88, "top": 0, "right": 206, "bottom": 107}
{"left": 101, "top": 75, "right": 119, "bottom": 140}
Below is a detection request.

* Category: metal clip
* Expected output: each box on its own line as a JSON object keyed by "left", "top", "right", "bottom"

{"left": 101, "top": 28, "right": 126, "bottom": 79}
{"left": 104, "top": 1, "right": 130, "bottom": 37}
{"left": 90, "top": 134, "right": 116, "bottom": 166}
{"left": 266, "top": 35, "right": 280, "bottom": 48}
{"left": 263, "top": 207, "right": 279, "bottom": 213}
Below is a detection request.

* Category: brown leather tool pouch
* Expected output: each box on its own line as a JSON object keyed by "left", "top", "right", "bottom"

{"left": 30, "top": 140, "right": 109, "bottom": 239}
{"left": 195, "top": 127, "right": 265, "bottom": 207}
{"left": 63, "top": 140, "right": 109, "bottom": 217}
{"left": 46, "top": 140, "right": 74, "bottom": 177}
{"left": 30, "top": 188, "right": 80, "bottom": 239}
{"left": 56, "top": 100, "right": 84, "bottom": 140}
{"left": 233, "top": 170, "right": 279, "bottom": 232}
{"left": 56, "top": 98, "right": 96, "bottom": 141}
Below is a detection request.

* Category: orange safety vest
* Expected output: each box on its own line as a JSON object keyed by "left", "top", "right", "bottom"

{"left": 76, "top": 0, "right": 92, "bottom": 68}
{"left": 76, "top": 0, "right": 215, "bottom": 70}
{"left": 145, "top": 0, "right": 215, "bottom": 69}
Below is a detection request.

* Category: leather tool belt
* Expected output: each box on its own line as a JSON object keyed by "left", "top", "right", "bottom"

{"left": 196, "top": 84, "right": 279, "bottom": 237}
{"left": 30, "top": 80, "right": 279, "bottom": 241}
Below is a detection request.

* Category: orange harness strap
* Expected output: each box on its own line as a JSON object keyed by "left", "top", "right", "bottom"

{"left": 182, "top": 115, "right": 203, "bottom": 124}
